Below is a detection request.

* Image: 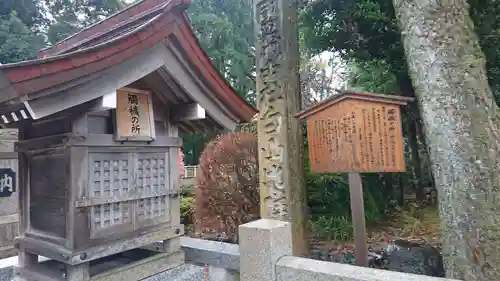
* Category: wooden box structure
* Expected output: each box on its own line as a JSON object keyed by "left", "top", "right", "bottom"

{"left": 296, "top": 90, "right": 413, "bottom": 173}
{"left": 16, "top": 89, "right": 182, "bottom": 260}
{"left": 14, "top": 91, "right": 184, "bottom": 280}
{"left": 0, "top": 0, "right": 256, "bottom": 280}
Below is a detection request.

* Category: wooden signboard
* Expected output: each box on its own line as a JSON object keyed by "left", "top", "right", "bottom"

{"left": 296, "top": 90, "right": 413, "bottom": 267}
{"left": 297, "top": 91, "right": 412, "bottom": 173}
{"left": 115, "top": 87, "right": 155, "bottom": 141}
{"left": 306, "top": 99, "right": 406, "bottom": 173}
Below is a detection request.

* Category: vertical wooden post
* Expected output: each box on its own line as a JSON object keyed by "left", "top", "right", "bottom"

{"left": 253, "top": 0, "right": 309, "bottom": 256}
{"left": 348, "top": 173, "right": 368, "bottom": 266}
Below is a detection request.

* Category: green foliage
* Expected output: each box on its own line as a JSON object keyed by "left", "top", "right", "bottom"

{"left": 347, "top": 59, "right": 399, "bottom": 93}
{"left": 311, "top": 215, "right": 353, "bottom": 241}
{"left": 0, "top": 0, "right": 46, "bottom": 32}
{"left": 304, "top": 125, "right": 388, "bottom": 241}
{"left": 470, "top": 0, "right": 500, "bottom": 101}
{"left": 180, "top": 195, "right": 195, "bottom": 225}
{"left": 306, "top": 170, "right": 388, "bottom": 241}
{"left": 0, "top": 12, "right": 42, "bottom": 63}
{"left": 301, "top": 0, "right": 404, "bottom": 75}
{"left": 45, "top": 0, "right": 126, "bottom": 44}
{"left": 182, "top": 132, "right": 218, "bottom": 165}
{"left": 183, "top": 0, "right": 258, "bottom": 162}
{"left": 302, "top": 0, "right": 500, "bottom": 104}
{"left": 188, "top": 0, "right": 255, "bottom": 103}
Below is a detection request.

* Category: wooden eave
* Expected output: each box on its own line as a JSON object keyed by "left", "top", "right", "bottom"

{"left": 296, "top": 90, "right": 414, "bottom": 120}
{"left": 0, "top": 0, "right": 256, "bottom": 126}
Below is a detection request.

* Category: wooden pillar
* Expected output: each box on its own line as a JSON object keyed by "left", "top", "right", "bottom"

{"left": 253, "top": 0, "right": 309, "bottom": 256}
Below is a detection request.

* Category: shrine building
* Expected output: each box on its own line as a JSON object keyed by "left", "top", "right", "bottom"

{"left": 0, "top": 0, "right": 257, "bottom": 280}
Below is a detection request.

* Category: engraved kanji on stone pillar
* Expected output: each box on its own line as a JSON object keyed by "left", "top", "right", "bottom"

{"left": 254, "top": 0, "right": 308, "bottom": 256}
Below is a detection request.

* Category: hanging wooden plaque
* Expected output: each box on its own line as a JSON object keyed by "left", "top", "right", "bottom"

{"left": 115, "top": 87, "right": 155, "bottom": 142}
{"left": 297, "top": 91, "right": 413, "bottom": 173}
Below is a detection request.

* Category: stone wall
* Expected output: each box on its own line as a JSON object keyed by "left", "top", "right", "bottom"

{"left": 276, "top": 256, "right": 453, "bottom": 281}
{"left": 238, "top": 219, "right": 461, "bottom": 281}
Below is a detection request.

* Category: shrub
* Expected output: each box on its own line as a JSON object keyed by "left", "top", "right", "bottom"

{"left": 180, "top": 195, "right": 195, "bottom": 225}
{"left": 194, "top": 132, "right": 259, "bottom": 242}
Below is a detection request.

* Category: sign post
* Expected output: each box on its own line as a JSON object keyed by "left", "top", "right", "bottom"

{"left": 296, "top": 90, "right": 413, "bottom": 266}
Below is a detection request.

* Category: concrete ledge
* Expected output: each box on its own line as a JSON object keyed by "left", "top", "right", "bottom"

{"left": 276, "top": 256, "right": 460, "bottom": 281}
{"left": 181, "top": 237, "right": 239, "bottom": 271}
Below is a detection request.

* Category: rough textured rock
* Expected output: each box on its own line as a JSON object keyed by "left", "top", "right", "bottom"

{"left": 384, "top": 239, "right": 445, "bottom": 277}
{"left": 310, "top": 239, "right": 445, "bottom": 278}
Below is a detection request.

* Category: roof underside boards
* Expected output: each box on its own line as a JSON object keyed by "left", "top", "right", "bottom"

{"left": 0, "top": 0, "right": 256, "bottom": 129}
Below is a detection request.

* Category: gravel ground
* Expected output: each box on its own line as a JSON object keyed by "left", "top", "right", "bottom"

{"left": 0, "top": 266, "right": 12, "bottom": 281}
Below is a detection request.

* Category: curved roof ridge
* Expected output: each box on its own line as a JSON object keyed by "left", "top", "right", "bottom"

{"left": 0, "top": 2, "right": 257, "bottom": 123}
{"left": 0, "top": 13, "right": 164, "bottom": 69}
{"left": 39, "top": 0, "right": 191, "bottom": 58}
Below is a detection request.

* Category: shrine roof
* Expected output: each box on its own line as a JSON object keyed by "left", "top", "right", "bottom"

{"left": 296, "top": 90, "right": 414, "bottom": 120}
{"left": 0, "top": 0, "right": 256, "bottom": 125}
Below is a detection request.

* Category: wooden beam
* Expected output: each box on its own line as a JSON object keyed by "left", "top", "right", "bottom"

{"left": 162, "top": 45, "right": 237, "bottom": 130}
{"left": 170, "top": 103, "right": 206, "bottom": 122}
{"left": 144, "top": 71, "right": 186, "bottom": 104}
{"left": 23, "top": 44, "right": 169, "bottom": 120}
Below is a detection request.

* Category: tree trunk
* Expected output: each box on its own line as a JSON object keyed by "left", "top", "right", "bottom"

{"left": 416, "top": 120, "right": 436, "bottom": 190}
{"left": 393, "top": 0, "right": 500, "bottom": 280}
{"left": 409, "top": 119, "right": 425, "bottom": 201}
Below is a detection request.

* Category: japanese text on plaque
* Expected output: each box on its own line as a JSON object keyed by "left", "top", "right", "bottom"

{"left": 128, "top": 93, "right": 141, "bottom": 135}
{"left": 308, "top": 102, "right": 404, "bottom": 173}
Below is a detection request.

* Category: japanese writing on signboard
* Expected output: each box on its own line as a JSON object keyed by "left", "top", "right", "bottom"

{"left": 115, "top": 88, "right": 155, "bottom": 141}
{"left": 127, "top": 93, "right": 141, "bottom": 135}
{"left": 306, "top": 99, "right": 405, "bottom": 173}
{"left": 0, "top": 169, "right": 15, "bottom": 197}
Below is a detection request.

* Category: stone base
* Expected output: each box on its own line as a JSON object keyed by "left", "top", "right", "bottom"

{"left": 13, "top": 249, "right": 184, "bottom": 281}
{"left": 207, "top": 265, "right": 238, "bottom": 281}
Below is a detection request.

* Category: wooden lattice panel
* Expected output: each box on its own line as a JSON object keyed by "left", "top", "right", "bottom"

{"left": 136, "top": 196, "right": 167, "bottom": 221}
{"left": 90, "top": 157, "right": 130, "bottom": 198}
{"left": 92, "top": 202, "right": 132, "bottom": 231}
{"left": 87, "top": 152, "right": 170, "bottom": 236}
{"left": 135, "top": 154, "right": 169, "bottom": 224}
{"left": 89, "top": 153, "right": 133, "bottom": 234}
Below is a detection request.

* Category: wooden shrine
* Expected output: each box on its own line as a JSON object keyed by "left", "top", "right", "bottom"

{"left": 296, "top": 90, "right": 413, "bottom": 266}
{"left": 15, "top": 89, "right": 184, "bottom": 281}
{"left": 0, "top": 0, "right": 256, "bottom": 280}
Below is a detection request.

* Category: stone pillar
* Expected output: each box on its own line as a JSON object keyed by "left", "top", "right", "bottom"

{"left": 253, "top": 0, "right": 309, "bottom": 257}
{"left": 239, "top": 219, "right": 293, "bottom": 281}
